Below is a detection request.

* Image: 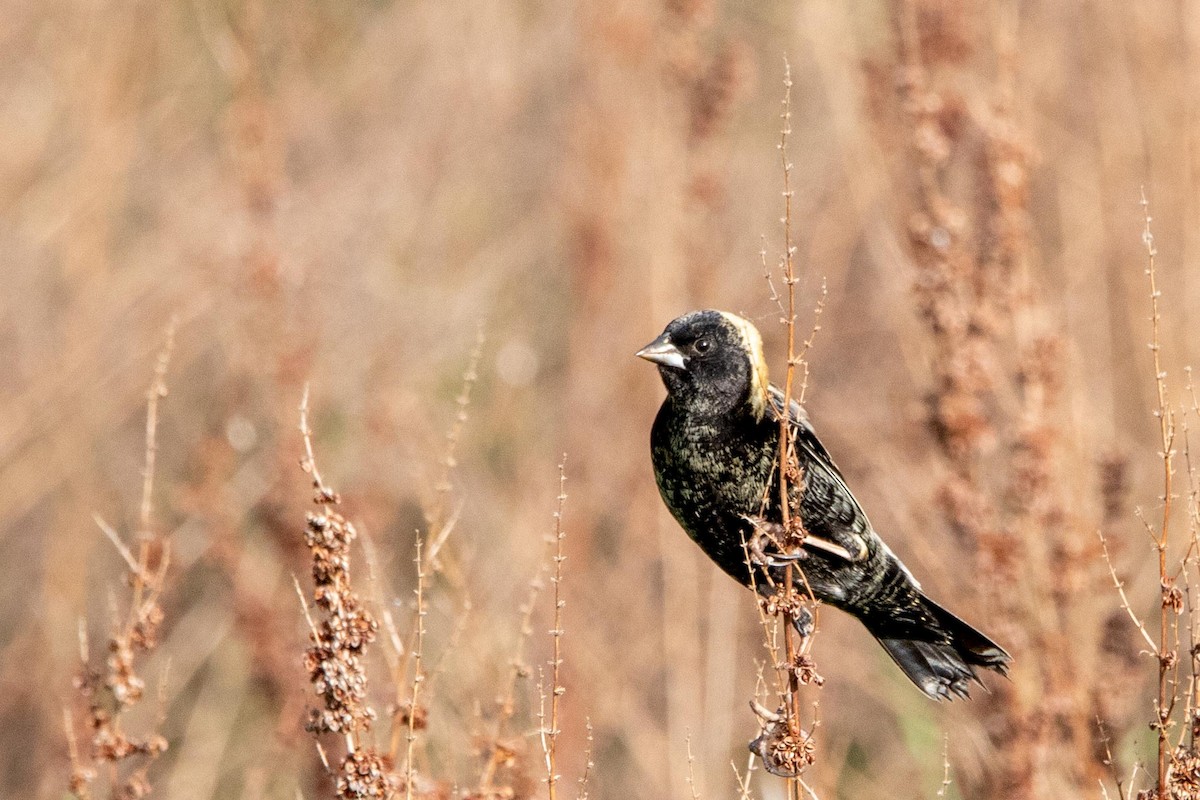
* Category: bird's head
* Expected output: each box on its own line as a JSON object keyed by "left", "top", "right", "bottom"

{"left": 636, "top": 310, "right": 771, "bottom": 419}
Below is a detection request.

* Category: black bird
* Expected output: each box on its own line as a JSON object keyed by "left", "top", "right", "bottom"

{"left": 638, "top": 309, "right": 1010, "bottom": 700}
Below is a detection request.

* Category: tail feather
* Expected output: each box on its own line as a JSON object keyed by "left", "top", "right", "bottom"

{"left": 865, "top": 592, "right": 1011, "bottom": 701}
{"left": 923, "top": 596, "right": 1011, "bottom": 676}
{"left": 875, "top": 637, "right": 977, "bottom": 700}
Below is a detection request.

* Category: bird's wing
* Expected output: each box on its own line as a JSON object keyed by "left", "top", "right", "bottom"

{"left": 765, "top": 385, "right": 872, "bottom": 561}
{"left": 765, "top": 385, "right": 847, "bottom": 482}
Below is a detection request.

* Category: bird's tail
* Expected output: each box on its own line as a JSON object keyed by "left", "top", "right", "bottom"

{"left": 857, "top": 561, "right": 1011, "bottom": 700}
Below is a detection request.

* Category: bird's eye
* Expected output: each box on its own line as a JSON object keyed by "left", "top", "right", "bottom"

{"left": 694, "top": 338, "right": 711, "bottom": 354}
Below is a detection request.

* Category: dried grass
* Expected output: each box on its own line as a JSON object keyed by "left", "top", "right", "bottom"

{"left": 4, "top": 2, "right": 1198, "bottom": 799}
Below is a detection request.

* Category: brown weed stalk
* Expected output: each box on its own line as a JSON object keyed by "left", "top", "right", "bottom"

{"left": 66, "top": 319, "right": 176, "bottom": 800}
{"left": 423, "top": 326, "right": 485, "bottom": 582}
{"left": 387, "top": 336, "right": 484, "bottom": 795}
{"left": 538, "top": 462, "right": 569, "bottom": 800}
{"left": 746, "top": 59, "right": 825, "bottom": 793}
{"left": 466, "top": 460, "right": 573, "bottom": 800}
{"left": 885, "top": 1, "right": 1113, "bottom": 795}
{"left": 891, "top": 5, "right": 1042, "bottom": 787}
{"left": 298, "top": 388, "right": 398, "bottom": 800}
{"left": 1112, "top": 195, "right": 1199, "bottom": 800}
{"left": 469, "top": 556, "right": 548, "bottom": 800}
{"left": 1093, "top": 198, "right": 1200, "bottom": 800}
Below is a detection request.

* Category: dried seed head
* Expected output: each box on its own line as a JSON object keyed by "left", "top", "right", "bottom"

{"left": 301, "top": 502, "right": 381, "bottom": 737}
{"left": 748, "top": 708, "right": 816, "bottom": 778}
{"left": 1168, "top": 746, "right": 1200, "bottom": 800}
{"left": 336, "top": 749, "right": 399, "bottom": 800}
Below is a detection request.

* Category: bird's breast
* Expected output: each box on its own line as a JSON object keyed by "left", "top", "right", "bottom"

{"left": 650, "top": 404, "right": 777, "bottom": 581}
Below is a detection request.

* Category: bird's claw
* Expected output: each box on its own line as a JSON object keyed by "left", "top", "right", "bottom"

{"left": 744, "top": 516, "right": 805, "bottom": 568}
{"left": 743, "top": 514, "right": 866, "bottom": 564}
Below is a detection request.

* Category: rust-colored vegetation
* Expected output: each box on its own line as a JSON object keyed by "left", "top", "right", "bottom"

{"left": 3, "top": 1, "right": 1199, "bottom": 799}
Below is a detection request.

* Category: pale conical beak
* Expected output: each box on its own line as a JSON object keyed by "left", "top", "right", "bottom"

{"left": 636, "top": 335, "right": 687, "bottom": 370}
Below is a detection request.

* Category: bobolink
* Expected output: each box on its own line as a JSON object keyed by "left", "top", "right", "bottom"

{"left": 638, "top": 310, "right": 1010, "bottom": 699}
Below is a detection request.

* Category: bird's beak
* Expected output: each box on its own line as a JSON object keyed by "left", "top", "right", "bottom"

{"left": 636, "top": 335, "right": 687, "bottom": 370}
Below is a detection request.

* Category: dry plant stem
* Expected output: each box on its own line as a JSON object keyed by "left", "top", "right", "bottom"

{"left": 540, "top": 461, "right": 568, "bottom": 800}
{"left": 731, "top": 755, "right": 755, "bottom": 800}
{"left": 359, "top": 530, "right": 404, "bottom": 676}
{"left": 127, "top": 316, "right": 177, "bottom": 646}
{"left": 796, "top": 282, "right": 827, "bottom": 407}
{"left": 424, "top": 325, "right": 484, "bottom": 574}
{"left": 292, "top": 575, "right": 321, "bottom": 650}
{"left": 936, "top": 735, "right": 951, "bottom": 798}
{"left": 1143, "top": 192, "right": 1177, "bottom": 797}
{"left": 685, "top": 731, "right": 701, "bottom": 800}
{"left": 67, "top": 318, "right": 175, "bottom": 800}
{"left": 890, "top": 1, "right": 1093, "bottom": 792}
{"left": 775, "top": 58, "right": 806, "bottom": 797}
{"left": 762, "top": 237, "right": 785, "bottom": 319}
{"left": 422, "top": 594, "right": 471, "bottom": 698}
{"left": 476, "top": 556, "right": 550, "bottom": 793}
{"left": 94, "top": 515, "right": 146, "bottom": 579}
{"left": 741, "top": 540, "right": 783, "bottom": 691}
{"left": 776, "top": 57, "right": 798, "bottom": 545}
{"left": 298, "top": 387, "right": 330, "bottom": 498}
{"left": 297, "top": 387, "right": 397, "bottom": 799}
{"left": 576, "top": 718, "right": 594, "bottom": 800}
{"left": 404, "top": 539, "right": 426, "bottom": 800}
{"left": 796, "top": 777, "right": 821, "bottom": 800}
{"left": 139, "top": 317, "right": 176, "bottom": 533}
{"left": 1097, "top": 530, "right": 1158, "bottom": 655}
{"left": 64, "top": 705, "right": 91, "bottom": 800}
{"left": 1096, "top": 716, "right": 1124, "bottom": 799}
{"left": 1183, "top": 374, "right": 1200, "bottom": 759}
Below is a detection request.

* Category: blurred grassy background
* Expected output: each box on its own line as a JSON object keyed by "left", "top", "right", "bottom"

{"left": 3, "top": 0, "right": 1199, "bottom": 798}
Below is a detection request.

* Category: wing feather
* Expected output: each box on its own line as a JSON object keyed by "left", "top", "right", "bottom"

{"left": 764, "top": 385, "right": 879, "bottom": 564}
{"left": 765, "top": 385, "right": 848, "bottom": 484}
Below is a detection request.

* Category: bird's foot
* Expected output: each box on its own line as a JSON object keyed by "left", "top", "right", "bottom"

{"left": 745, "top": 514, "right": 867, "bottom": 564}
{"left": 744, "top": 517, "right": 807, "bottom": 568}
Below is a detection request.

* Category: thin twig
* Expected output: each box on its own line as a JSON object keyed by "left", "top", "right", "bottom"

{"left": 576, "top": 718, "right": 594, "bottom": 800}
{"left": 93, "top": 515, "right": 147, "bottom": 579}
{"left": 291, "top": 574, "right": 319, "bottom": 640}
{"left": 797, "top": 777, "right": 822, "bottom": 800}
{"left": 298, "top": 385, "right": 333, "bottom": 500}
{"left": 404, "top": 537, "right": 427, "bottom": 800}
{"left": 685, "top": 731, "right": 702, "bottom": 800}
{"left": 314, "top": 741, "right": 332, "bottom": 775}
{"left": 762, "top": 236, "right": 786, "bottom": 318}
{"left": 358, "top": 526, "right": 404, "bottom": 675}
{"left": 1143, "top": 189, "right": 1177, "bottom": 795}
{"left": 139, "top": 315, "right": 177, "bottom": 536}
{"left": 540, "top": 460, "right": 569, "bottom": 800}
{"left": 64, "top": 706, "right": 92, "bottom": 800}
{"left": 1097, "top": 529, "right": 1159, "bottom": 655}
{"left": 425, "top": 325, "right": 485, "bottom": 568}
{"left": 936, "top": 734, "right": 951, "bottom": 797}
{"left": 775, "top": 56, "right": 809, "bottom": 798}
{"left": 478, "top": 549, "right": 551, "bottom": 792}
{"left": 732, "top": 754, "right": 757, "bottom": 800}
{"left": 796, "top": 280, "right": 828, "bottom": 407}
{"left": 67, "top": 320, "right": 176, "bottom": 800}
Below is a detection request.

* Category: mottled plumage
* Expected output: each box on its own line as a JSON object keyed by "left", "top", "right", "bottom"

{"left": 638, "top": 310, "right": 1010, "bottom": 699}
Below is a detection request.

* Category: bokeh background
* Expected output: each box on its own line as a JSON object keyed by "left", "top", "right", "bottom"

{"left": 4, "top": 0, "right": 1199, "bottom": 798}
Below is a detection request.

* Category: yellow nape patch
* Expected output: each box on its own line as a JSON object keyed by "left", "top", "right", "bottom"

{"left": 718, "top": 311, "right": 770, "bottom": 418}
